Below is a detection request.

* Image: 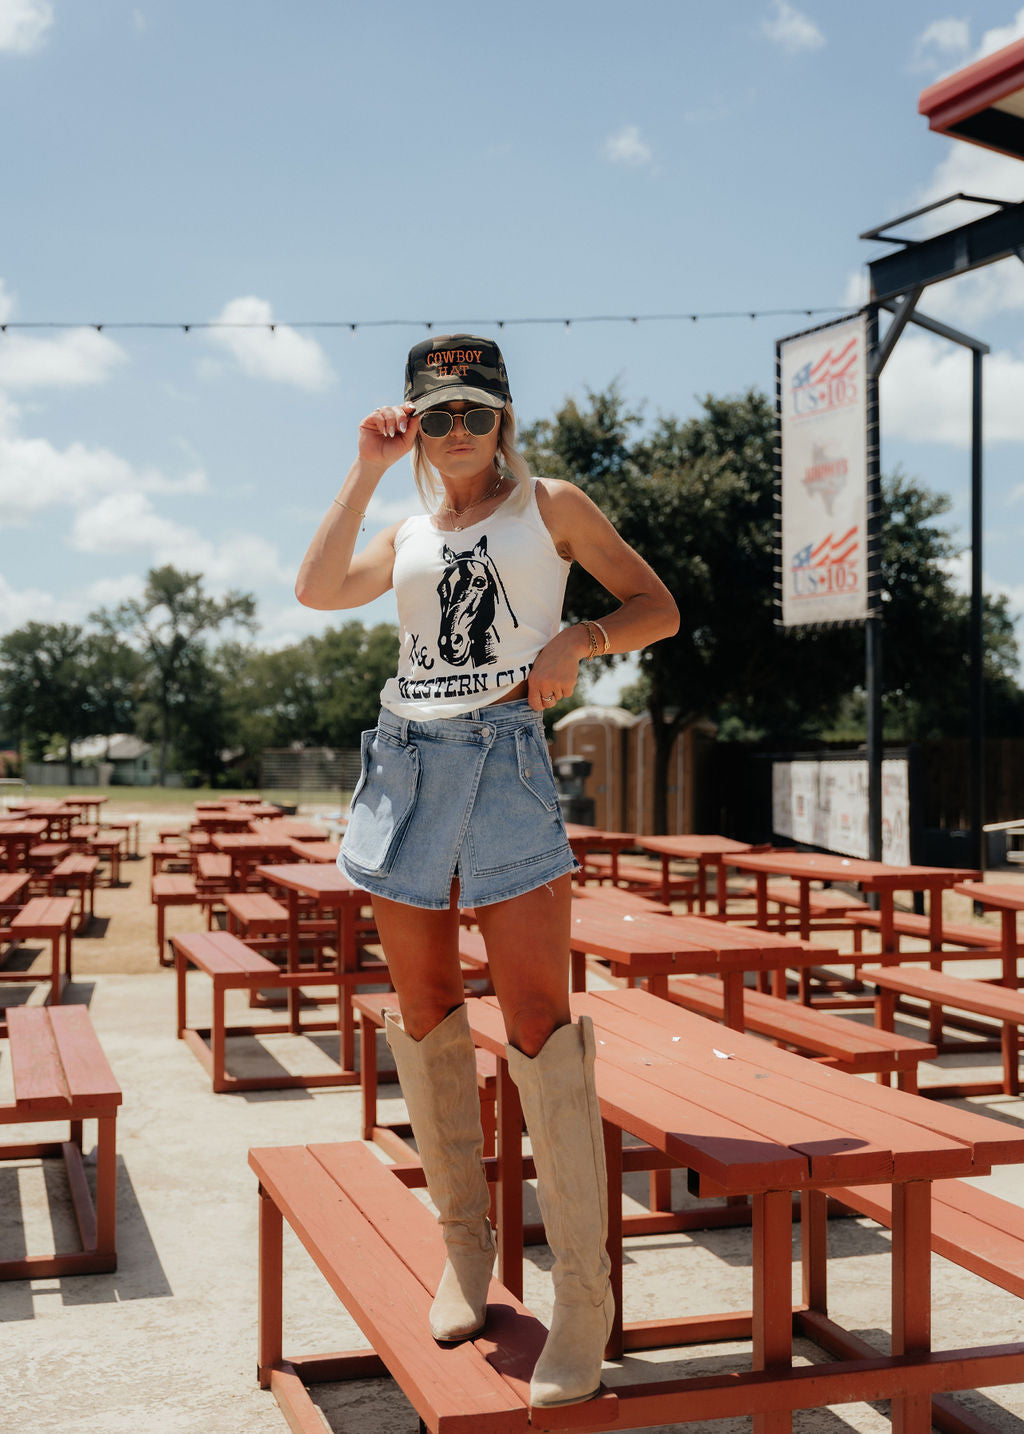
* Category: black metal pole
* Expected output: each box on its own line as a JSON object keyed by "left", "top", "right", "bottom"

{"left": 969, "top": 349, "right": 985, "bottom": 869}
{"left": 865, "top": 306, "right": 883, "bottom": 862}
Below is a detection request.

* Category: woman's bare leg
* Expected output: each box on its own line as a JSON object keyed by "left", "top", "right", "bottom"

{"left": 475, "top": 874, "right": 574, "bottom": 1055}
{"left": 370, "top": 890, "right": 465, "bottom": 1037}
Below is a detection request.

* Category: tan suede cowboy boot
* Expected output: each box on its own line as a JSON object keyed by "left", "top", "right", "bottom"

{"left": 507, "top": 1017, "right": 614, "bottom": 1406}
{"left": 385, "top": 1005, "right": 496, "bottom": 1342}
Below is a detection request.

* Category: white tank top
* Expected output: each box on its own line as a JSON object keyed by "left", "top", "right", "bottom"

{"left": 380, "top": 478, "right": 571, "bottom": 720}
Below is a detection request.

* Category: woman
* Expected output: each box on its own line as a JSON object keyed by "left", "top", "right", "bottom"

{"left": 296, "top": 334, "right": 678, "bottom": 1407}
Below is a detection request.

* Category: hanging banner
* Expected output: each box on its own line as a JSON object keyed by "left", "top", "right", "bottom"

{"left": 777, "top": 313, "right": 869, "bottom": 626}
{"left": 772, "top": 757, "right": 910, "bottom": 865}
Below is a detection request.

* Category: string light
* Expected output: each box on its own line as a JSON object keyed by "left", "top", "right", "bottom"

{"left": 0, "top": 306, "right": 847, "bottom": 337}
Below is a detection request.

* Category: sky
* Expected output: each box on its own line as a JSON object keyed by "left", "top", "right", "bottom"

{"left": 2, "top": 0, "right": 1024, "bottom": 707}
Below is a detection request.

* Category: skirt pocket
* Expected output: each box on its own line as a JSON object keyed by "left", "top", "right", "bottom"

{"left": 341, "top": 728, "right": 421, "bottom": 875}
{"left": 515, "top": 725, "right": 560, "bottom": 813}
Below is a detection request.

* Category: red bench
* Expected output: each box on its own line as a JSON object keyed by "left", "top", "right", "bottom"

{"left": 2, "top": 895, "right": 76, "bottom": 1005}
{"left": 49, "top": 853, "right": 99, "bottom": 927}
{"left": 864, "top": 963, "right": 1024, "bottom": 1097}
{"left": 150, "top": 841, "right": 190, "bottom": 877}
{"left": 732, "top": 878, "right": 871, "bottom": 932}
{"left": 152, "top": 873, "right": 202, "bottom": 965}
{"left": 665, "top": 973, "right": 936, "bottom": 1091}
{"left": 250, "top": 1140, "right": 543, "bottom": 1433}
{"left": 88, "top": 832, "right": 123, "bottom": 887}
{"left": 0, "top": 872, "right": 29, "bottom": 923}
{"left": 583, "top": 852, "right": 697, "bottom": 904}
{"left": 848, "top": 907, "right": 1000, "bottom": 953}
{"left": 353, "top": 991, "right": 496, "bottom": 1166}
{"left": 0, "top": 1005, "right": 121, "bottom": 1278}
{"left": 173, "top": 929, "right": 354, "bottom": 1092}
{"left": 223, "top": 891, "right": 290, "bottom": 944}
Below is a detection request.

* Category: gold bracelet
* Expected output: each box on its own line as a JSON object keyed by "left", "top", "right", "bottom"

{"left": 591, "top": 619, "right": 611, "bottom": 655}
{"left": 581, "top": 620, "right": 599, "bottom": 661}
{"left": 332, "top": 497, "right": 366, "bottom": 518}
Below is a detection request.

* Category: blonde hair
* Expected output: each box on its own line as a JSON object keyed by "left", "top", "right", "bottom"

{"left": 410, "top": 403, "right": 532, "bottom": 514}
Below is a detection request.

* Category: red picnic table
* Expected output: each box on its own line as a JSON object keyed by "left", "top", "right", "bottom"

{"left": 725, "top": 849, "right": 979, "bottom": 947}
{"left": 568, "top": 896, "right": 831, "bottom": 1023}
{"left": 1, "top": 895, "right": 76, "bottom": 1005}
{"left": 635, "top": 833, "right": 753, "bottom": 910}
{"left": 210, "top": 832, "right": 298, "bottom": 892}
{"left": 255, "top": 863, "right": 383, "bottom": 1080}
{"left": 192, "top": 811, "right": 254, "bottom": 833}
{"left": 563, "top": 823, "right": 641, "bottom": 886}
{"left": 0, "top": 873, "right": 29, "bottom": 921}
{"left": 465, "top": 986, "right": 1024, "bottom": 1434}
{"left": 0, "top": 819, "right": 47, "bottom": 872}
{"left": 250, "top": 817, "right": 326, "bottom": 842}
{"left": 953, "top": 880, "right": 1024, "bottom": 985}
{"left": 7, "top": 802, "right": 81, "bottom": 840}
{"left": 285, "top": 838, "right": 341, "bottom": 863}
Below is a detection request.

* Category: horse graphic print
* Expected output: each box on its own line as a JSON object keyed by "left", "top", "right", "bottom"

{"left": 436, "top": 535, "right": 519, "bottom": 667}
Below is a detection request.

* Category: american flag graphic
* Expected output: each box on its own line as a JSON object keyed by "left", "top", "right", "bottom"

{"left": 792, "top": 527, "right": 859, "bottom": 569}
{"left": 792, "top": 336, "right": 858, "bottom": 395}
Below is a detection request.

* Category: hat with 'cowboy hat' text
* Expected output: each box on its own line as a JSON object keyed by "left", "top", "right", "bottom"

{"left": 404, "top": 334, "right": 511, "bottom": 414}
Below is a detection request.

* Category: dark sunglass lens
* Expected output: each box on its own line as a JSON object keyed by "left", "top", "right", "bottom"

{"left": 464, "top": 408, "right": 498, "bottom": 435}
{"left": 420, "top": 410, "right": 454, "bottom": 438}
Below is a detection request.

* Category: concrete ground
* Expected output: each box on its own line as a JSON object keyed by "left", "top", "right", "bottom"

{"left": 2, "top": 806, "right": 1024, "bottom": 1433}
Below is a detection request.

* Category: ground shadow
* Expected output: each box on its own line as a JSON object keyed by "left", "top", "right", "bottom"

{"left": 76, "top": 915, "right": 111, "bottom": 940}
{"left": 0, "top": 1155, "right": 172, "bottom": 1321}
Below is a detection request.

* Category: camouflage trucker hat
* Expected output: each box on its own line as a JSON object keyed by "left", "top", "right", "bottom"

{"left": 404, "top": 334, "right": 511, "bottom": 414}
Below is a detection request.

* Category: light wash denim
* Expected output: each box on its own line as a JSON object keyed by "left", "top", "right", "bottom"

{"left": 338, "top": 699, "right": 578, "bottom": 909}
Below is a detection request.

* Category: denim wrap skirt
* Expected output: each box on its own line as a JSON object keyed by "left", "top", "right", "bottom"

{"left": 338, "top": 699, "right": 578, "bottom": 910}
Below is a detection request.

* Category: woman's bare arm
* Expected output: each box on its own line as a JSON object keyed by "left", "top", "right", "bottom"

{"left": 526, "top": 478, "right": 679, "bottom": 708}
{"left": 295, "top": 404, "right": 416, "bottom": 610}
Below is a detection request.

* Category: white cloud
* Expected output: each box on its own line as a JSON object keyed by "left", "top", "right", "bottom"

{"left": 876, "top": 140, "right": 1024, "bottom": 330}
{"left": 367, "top": 485, "right": 420, "bottom": 525}
{"left": 0, "top": 0, "right": 53, "bottom": 54}
{"left": 604, "top": 125, "right": 655, "bottom": 170}
{"left": 71, "top": 491, "right": 195, "bottom": 556}
{"left": 69, "top": 491, "right": 292, "bottom": 587}
{"left": 0, "top": 278, "right": 129, "bottom": 389}
{"left": 973, "top": 7, "right": 1024, "bottom": 62}
{"left": 910, "top": 18, "right": 969, "bottom": 72}
{"left": 0, "top": 571, "right": 63, "bottom": 631}
{"left": 917, "top": 256, "right": 1024, "bottom": 328}
{"left": 880, "top": 333, "right": 1024, "bottom": 446}
{"left": 205, "top": 296, "right": 334, "bottom": 391}
{"left": 0, "top": 327, "right": 128, "bottom": 389}
{"left": 761, "top": 1, "right": 824, "bottom": 54}
{"left": 913, "top": 9, "right": 1024, "bottom": 78}
{"left": 0, "top": 395, "right": 208, "bottom": 523}
{"left": 916, "top": 142, "right": 1024, "bottom": 221}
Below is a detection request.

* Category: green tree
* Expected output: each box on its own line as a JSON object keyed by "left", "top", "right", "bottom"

{"left": 0, "top": 622, "right": 142, "bottom": 778}
{"left": 93, "top": 565, "right": 257, "bottom": 785}
{"left": 312, "top": 623, "right": 400, "bottom": 747}
{"left": 210, "top": 622, "right": 400, "bottom": 781}
{"left": 522, "top": 385, "right": 1022, "bottom": 830}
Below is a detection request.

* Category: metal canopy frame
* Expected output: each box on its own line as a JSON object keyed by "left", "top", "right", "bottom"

{"left": 861, "top": 192, "right": 1024, "bottom": 866}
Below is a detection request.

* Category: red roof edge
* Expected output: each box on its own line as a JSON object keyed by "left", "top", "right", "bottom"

{"left": 918, "top": 36, "right": 1024, "bottom": 129}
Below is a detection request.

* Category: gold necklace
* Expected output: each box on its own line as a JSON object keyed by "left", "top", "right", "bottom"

{"left": 441, "top": 474, "right": 504, "bottom": 531}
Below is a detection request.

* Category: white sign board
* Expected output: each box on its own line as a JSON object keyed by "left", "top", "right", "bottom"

{"left": 778, "top": 314, "right": 869, "bottom": 626}
{"left": 772, "top": 758, "right": 909, "bottom": 865}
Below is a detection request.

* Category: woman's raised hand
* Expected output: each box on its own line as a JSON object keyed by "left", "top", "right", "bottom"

{"left": 358, "top": 402, "right": 418, "bottom": 468}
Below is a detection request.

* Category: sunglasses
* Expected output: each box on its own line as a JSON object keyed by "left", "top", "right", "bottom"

{"left": 418, "top": 407, "right": 498, "bottom": 439}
